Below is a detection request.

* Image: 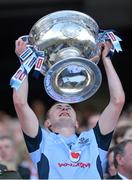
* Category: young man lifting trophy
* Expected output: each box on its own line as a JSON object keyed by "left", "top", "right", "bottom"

{"left": 10, "top": 11, "right": 125, "bottom": 179}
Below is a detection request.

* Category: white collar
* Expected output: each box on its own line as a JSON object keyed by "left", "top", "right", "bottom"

{"left": 118, "top": 172, "right": 128, "bottom": 180}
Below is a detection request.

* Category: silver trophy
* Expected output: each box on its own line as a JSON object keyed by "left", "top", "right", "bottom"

{"left": 28, "top": 10, "right": 102, "bottom": 103}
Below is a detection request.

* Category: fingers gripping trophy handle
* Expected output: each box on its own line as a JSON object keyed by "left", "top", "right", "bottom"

{"left": 10, "top": 35, "right": 38, "bottom": 90}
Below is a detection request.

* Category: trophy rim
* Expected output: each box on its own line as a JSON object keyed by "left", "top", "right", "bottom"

{"left": 29, "top": 10, "right": 99, "bottom": 41}
{"left": 32, "top": 10, "right": 99, "bottom": 29}
{"left": 44, "top": 57, "right": 102, "bottom": 103}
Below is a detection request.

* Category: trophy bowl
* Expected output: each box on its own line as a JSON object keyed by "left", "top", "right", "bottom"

{"left": 28, "top": 10, "right": 102, "bottom": 103}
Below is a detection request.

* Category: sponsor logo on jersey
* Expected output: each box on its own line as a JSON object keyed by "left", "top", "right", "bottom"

{"left": 58, "top": 162, "right": 90, "bottom": 168}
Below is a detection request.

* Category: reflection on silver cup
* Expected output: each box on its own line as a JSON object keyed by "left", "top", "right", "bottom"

{"left": 28, "top": 10, "right": 102, "bottom": 103}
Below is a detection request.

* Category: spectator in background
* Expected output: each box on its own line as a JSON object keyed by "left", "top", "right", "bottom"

{"left": 116, "top": 104, "right": 132, "bottom": 128}
{"left": 76, "top": 105, "right": 100, "bottom": 133}
{"left": 112, "top": 125, "right": 132, "bottom": 146}
{"left": 0, "top": 111, "right": 38, "bottom": 179}
{"left": 0, "top": 136, "right": 17, "bottom": 170}
{"left": 31, "top": 99, "right": 46, "bottom": 126}
{"left": 0, "top": 136, "right": 30, "bottom": 179}
{"left": 0, "top": 111, "right": 11, "bottom": 137}
{"left": 108, "top": 140, "right": 132, "bottom": 179}
{"left": 106, "top": 147, "right": 117, "bottom": 178}
{"left": 87, "top": 113, "right": 100, "bottom": 130}
{"left": 9, "top": 119, "right": 24, "bottom": 148}
{"left": 0, "top": 121, "right": 8, "bottom": 137}
{"left": 77, "top": 112, "right": 100, "bottom": 133}
{"left": 123, "top": 126, "right": 132, "bottom": 140}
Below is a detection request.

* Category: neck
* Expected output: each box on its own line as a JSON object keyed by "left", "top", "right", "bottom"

{"left": 53, "top": 127, "right": 75, "bottom": 137}
{"left": 118, "top": 168, "right": 132, "bottom": 179}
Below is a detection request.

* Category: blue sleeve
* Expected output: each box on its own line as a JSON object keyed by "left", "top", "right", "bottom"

{"left": 23, "top": 126, "right": 42, "bottom": 153}
{"left": 93, "top": 123, "right": 113, "bottom": 151}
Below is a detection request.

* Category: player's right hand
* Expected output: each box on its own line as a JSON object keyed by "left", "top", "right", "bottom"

{"left": 15, "top": 38, "right": 27, "bottom": 57}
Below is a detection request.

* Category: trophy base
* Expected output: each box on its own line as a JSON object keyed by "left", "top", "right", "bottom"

{"left": 44, "top": 57, "right": 102, "bottom": 103}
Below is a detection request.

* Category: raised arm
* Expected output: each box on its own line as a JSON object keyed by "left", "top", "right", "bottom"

{"left": 98, "top": 42, "right": 125, "bottom": 135}
{"left": 13, "top": 39, "right": 39, "bottom": 137}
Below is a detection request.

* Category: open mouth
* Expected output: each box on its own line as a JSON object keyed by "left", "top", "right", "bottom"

{"left": 59, "top": 112, "right": 70, "bottom": 117}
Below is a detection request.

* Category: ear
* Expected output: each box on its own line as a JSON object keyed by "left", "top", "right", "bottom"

{"left": 44, "top": 119, "right": 52, "bottom": 128}
{"left": 75, "top": 120, "right": 79, "bottom": 129}
{"left": 116, "top": 154, "right": 124, "bottom": 166}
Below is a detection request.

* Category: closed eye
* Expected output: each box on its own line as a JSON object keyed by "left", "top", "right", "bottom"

{"left": 56, "top": 104, "right": 72, "bottom": 110}
{"left": 56, "top": 105, "right": 63, "bottom": 109}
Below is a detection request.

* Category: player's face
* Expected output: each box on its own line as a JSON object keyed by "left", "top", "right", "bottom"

{"left": 48, "top": 103, "right": 77, "bottom": 126}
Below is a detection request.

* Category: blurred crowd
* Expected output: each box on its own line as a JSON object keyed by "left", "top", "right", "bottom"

{"left": 0, "top": 100, "right": 132, "bottom": 179}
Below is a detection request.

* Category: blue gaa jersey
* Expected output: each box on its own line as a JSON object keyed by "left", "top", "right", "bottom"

{"left": 23, "top": 123, "right": 113, "bottom": 179}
